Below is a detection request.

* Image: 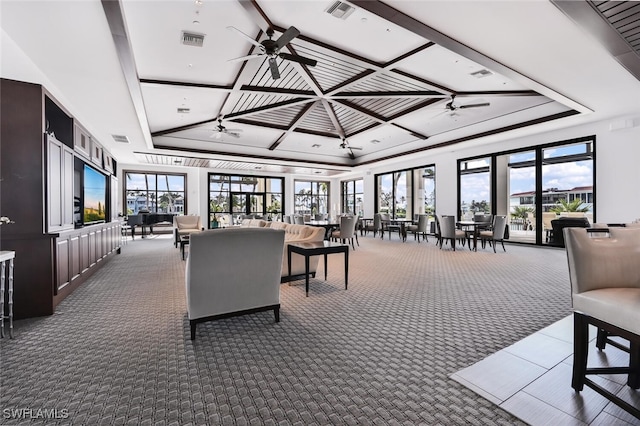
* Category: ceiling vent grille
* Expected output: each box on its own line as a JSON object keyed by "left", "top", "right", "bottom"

{"left": 177, "top": 107, "right": 190, "bottom": 114}
{"left": 325, "top": 1, "right": 355, "bottom": 20}
{"left": 112, "top": 134, "right": 130, "bottom": 144}
{"left": 181, "top": 31, "right": 205, "bottom": 47}
{"left": 470, "top": 69, "right": 493, "bottom": 78}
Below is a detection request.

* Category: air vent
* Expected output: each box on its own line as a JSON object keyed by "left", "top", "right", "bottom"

{"left": 325, "top": 1, "right": 355, "bottom": 20}
{"left": 181, "top": 31, "right": 205, "bottom": 47}
{"left": 112, "top": 134, "right": 130, "bottom": 144}
{"left": 177, "top": 107, "right": 190, "bottom": 114}
{"left": 470, "top": 69, "right": 493, "bottom": 78}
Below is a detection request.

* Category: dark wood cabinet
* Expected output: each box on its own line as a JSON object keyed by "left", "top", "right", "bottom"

{"left": 0, "top": 78, "right": 121, "bottom": 319}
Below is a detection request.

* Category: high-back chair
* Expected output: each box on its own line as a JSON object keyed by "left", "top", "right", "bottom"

{"left": 186, "top": 227, "right": 285, "bottom": 340}
{"left": 331, "top": 215, "right": 358, "bottom": 250}
{"left": 407, "top": 214, "right": 429, "bottom": 243}
{"left": 363, "top": 213, "right": 382, "bottom": 237}
{"left": 283, "top": 215, "right": 291, "bottom": 224}
{"left": 294, "top": 215, "right": 305, "bottom": 225}
{"left": 564, "top": 227, "right": 640, "bottom": 419}
{"left": 438, "top": 215, "right": 466, "bottom": 250}
{"left": 173, "top": 215, "right": 203, "bottom": 248}
{"left": 477, "top": 215, "right": 507, "bottom": 252}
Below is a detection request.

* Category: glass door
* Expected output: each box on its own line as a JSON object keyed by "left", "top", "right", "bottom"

{"left": 506, "top": 151, "right": 536, "bottom": 244}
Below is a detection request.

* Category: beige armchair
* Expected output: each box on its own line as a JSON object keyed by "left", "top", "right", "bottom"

{"left": 185, "top": 227, "right": 285, "bottom": 340}
{"left": 173, "top": 215, "right": 203, "bottom": 247}
{"left": 564, "top": 227, "right": 640, "bottom": 418}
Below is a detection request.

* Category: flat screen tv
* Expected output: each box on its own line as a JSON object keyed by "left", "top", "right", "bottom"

{"left": 83, "top": 164, "right": 107, "bottom": 224}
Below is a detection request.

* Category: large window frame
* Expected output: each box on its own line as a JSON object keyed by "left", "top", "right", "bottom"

{"left": 208, "top": 174, "right": 284, "bottom": 227}
{"left": 375, "top": 164, "right": 436, "bottom": 220}
{"left": 124, "top": 171, "right": 186, "bottom": 215}
{"left": 341, "top": 179, "right": 363, "bottom": 216}
{"left": 457, "top": 135, "right": 595, "bottom": 245}
{"left": 294, "top": 180, "right": 330, "bottom": 217}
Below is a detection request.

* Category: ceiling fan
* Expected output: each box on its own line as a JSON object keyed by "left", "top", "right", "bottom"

{"left": 339, "top": 138, "right": 362, "bottom": 159}
{"left": 444, "top": 94, "right": 490, "bottom": 112}
{"left": 227, "top": 26, "right": 318, "bottom": 80}
{"left": 210, "top": 118, "right": 242, "bottom": 139}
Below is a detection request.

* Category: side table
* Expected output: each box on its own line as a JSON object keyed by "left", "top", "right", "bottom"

{"left": 0, "top": 250, "right": 16, "bottom": 338}
{"left": 287, "top": 241, "right": 349, "bottom": 297}
{"left": 179, "top": 235, "right": 190, "bottom": 260}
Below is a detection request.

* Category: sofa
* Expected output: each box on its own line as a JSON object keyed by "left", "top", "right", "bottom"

{"left": 239, "top": 219, "right": 326, "bottom": 280}
{"left": 185, "top": 227, "right": 285, "bottom": 339}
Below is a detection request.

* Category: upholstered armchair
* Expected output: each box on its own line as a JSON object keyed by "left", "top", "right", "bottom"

{"left": 564, "top": 227, "right": 640, "bottom": 418}
{"left": 185, "top": 227, "right": 285, "bottom": 340}
{"left": 173, "top": 215, "right": 203, "bottom": 247}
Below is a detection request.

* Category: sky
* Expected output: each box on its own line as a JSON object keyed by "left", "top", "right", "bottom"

{"left": 84, "top": 165, "right": 106, "bottom": 210}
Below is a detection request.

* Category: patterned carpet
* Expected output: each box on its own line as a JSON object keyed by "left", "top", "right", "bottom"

{"left": 0, "top": 233, "right": 572, "bottom": 425}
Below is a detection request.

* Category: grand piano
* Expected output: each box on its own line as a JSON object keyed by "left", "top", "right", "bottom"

{"left": 126, "top": 212, "right": 177, "bottom": 239}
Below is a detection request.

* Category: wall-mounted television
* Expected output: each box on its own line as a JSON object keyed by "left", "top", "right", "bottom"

{"left": 83, "top": 164, "right": 107, "bottom": 224}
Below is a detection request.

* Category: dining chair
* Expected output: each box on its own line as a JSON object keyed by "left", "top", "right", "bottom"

{"left": 477, "top": 215, "right": 508, "bottom": 252}
{"left": 294, "top": 215, "right": 305, "bottom": 225}
{"left": 363, "top": 214, "right": 382, "bottom": 237}
{"left": 564, "top": 227, "right": 640, "bottom": 419}
{"left": 379, "top": 213, "right": 401, "bottom": 240}
{"left": 438, "top": 215, "right": 466, "bottom": 250}
{"left": 407, "top": 214, "right": 429, "bottom": 243}
{"left": 331, "top": 215, "right": 358, "bottom": 250}
{"left": 283, "top": 215, "right": 291, "bottom": 224}
{"left": 433, "top": 214, "right": 441, "bottom": 246}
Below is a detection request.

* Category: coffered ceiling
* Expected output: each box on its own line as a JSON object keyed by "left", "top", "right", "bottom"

{"left": 106, "top": 0, "right": 585, "bottom": 169}
{"left": 3, "top": 0, "right": 640, "bottom": 175}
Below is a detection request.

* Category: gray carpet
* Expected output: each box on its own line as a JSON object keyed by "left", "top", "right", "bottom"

{"left": 0, "top": 233, "right": 572, "bottom": 425}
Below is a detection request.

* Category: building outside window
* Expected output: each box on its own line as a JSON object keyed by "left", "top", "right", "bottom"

{"left": 124, "top": 172, "right": 185, "bottom": 215}
{"left": 376, "top": 165, "right": 435, "bottom": 221}
{"left": 294, "top": 180, "right": 329, "bottom": 217}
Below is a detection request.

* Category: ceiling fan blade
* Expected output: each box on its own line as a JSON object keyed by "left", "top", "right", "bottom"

{"left": 268, "top": 57, "right": 280, "bottom": 79}
{"left": 227, "top": 26, "right": 263, "bottom": 48}
{"left": 224, "top": 128, "right": 243, "bottom": 133}
{"left": 227, "top": 53, "right": 264, "bottom": 63}
{"left": 459, "top": 102, "right": 490, "bottom": 109}
{"left": 210, "top": 131, "right": 223, "bottom": 139}
{"left": 349, "top": 146, "right": 363, "bottom": 150}
{"left": 227, "top": 132, "right": 241, "bottom": 138}
{"left": 279, "top": 52, "right": 317, "bottom": 67}
{"left": 275, "top": 26, "right": 300, "bottom": 49}
{"left": 347, "top": 150, "right": 356, "bottom": 160}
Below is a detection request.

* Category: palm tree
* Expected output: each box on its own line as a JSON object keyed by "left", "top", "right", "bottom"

{"left": 550, "top": 198, "right": 590, "bottom": 213}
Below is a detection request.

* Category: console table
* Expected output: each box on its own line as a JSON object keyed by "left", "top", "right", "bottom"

{"left": 287, "top": 241, "right": 349, "bottom": 297}
{"left": 0, "top": 250, "right": 15, "bottom": 338}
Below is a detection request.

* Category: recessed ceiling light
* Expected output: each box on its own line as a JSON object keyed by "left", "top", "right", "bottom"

{"left": 311, "top": 144, "right": 321, "bottom": 148}
{"left": 174, "top": 159, "right": 182, "bottom": 164}
{"left": 314, "top": 171, "right": 322, "bottom": 174}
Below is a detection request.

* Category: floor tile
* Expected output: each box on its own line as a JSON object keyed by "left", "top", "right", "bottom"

{"left": 453, "top": 350, "right": 546, "bottom": 402}
{"left": 521, "top": 362, "right": 622, "bottom": 424}
{"left": 500, "top": 391, "right": 587, "bottom": 426}
{"left": 503, "top": 331, "right": 573, "bottom": 369}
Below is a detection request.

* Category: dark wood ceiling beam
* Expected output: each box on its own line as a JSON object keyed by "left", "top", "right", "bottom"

{"left": 269, "top": 102, "right": 316, "bottom": 150}
{"left": 331, "top": 90, "right": 444, "bottom": 99}
{"left": 387, "top": 98, "right": 441, "bottom": 121}
{"left": 333, "top": 100, "right": 388, "bottom": 123}
{"left": 455, "top": 90, "right": 540, "bottom": 97}
{"left": 392, "top": 69, "right": 453, "bottom": 94}
{"left": 391, "top": 123, "right": 429, "bottom": 140}
{"left": 324, "top": 70, "right": 376, "bottom": 95}
{"left": 352, "top": 0, "right": 590, "bottom": 113}
{"left": 239, "top": 85, "right": 316, "bottom": 97}
{"left": 140, "top": 79, "right": 233, "bottom": 91}
{"left": 152, "top": 117, "right": 219, "bottom": 137}
{"left": 383, "top": 42, "right": 435, "bottom": 67}
{"left": 231, "top": 118, "right": 289, "bottom": 131}
{"left": 224, "top": 98, "right": 314, "bottom": 120}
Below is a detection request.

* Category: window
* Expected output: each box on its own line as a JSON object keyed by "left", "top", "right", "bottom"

{"left": 124, "top": 172, "right": 186, "bottom": 215}
{"left": 376, "top": 165, "right": 435, "bottom": 220}
{"left": 341, "top": 179, "right": 363, "bottom": 216}
{"left": 294, "top": 180, "right": 329, "bottom": 216}
{"left": 208, "top": 174, "right": 284, "bottom": 227}
{"left": 459, "top": 157, "right": 491, "bottom": 217}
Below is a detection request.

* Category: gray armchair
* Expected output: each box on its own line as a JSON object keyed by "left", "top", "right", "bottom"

{"left": 564, "top": 227, "right": 640, "bottom": 418}
{"left": 173, "top": 215, "right": 203, "bottom": 248}
{"left": 185, "top": 227, "right": 285, "bottom": 340}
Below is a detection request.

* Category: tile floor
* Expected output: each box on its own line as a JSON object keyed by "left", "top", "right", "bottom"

{"left": 451, "top": 316, "right": 640, "bottom": 425}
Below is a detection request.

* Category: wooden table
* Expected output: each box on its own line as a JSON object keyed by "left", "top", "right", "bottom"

{"left": 287, "top": 241, "right": 349, "bottom": 297}
{"left": 382, "top": 218, "right": 414, "bottom": 241}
